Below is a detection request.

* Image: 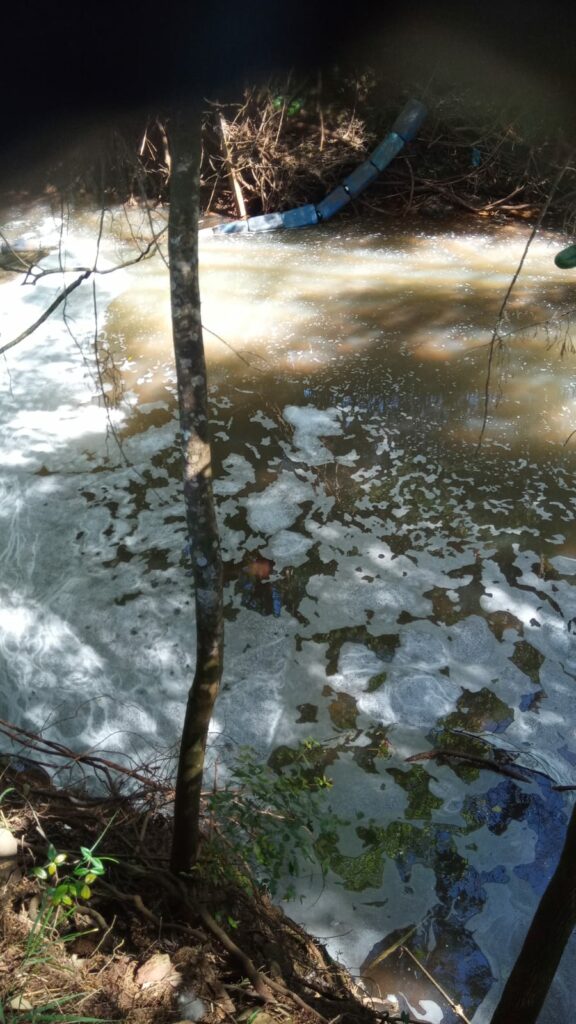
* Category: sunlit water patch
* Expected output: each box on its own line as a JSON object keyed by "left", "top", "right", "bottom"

{"left": 1, "top": 202, "right": 576, "bottom": 1021}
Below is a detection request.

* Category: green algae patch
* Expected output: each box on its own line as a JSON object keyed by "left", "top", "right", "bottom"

{"left": 440, "top": 687, "right": 514, "bottom": 735}
{"left": 366, "top": 670, "right": 388, "bottom": 692}
{"left": 296, "top": 702, "right": 319, "bottom": 724}
{"left": 304, "top": 625, "right": 399, "bottom": 676}
{"left": 511, "top": 640, "right": 544, "bottom": 684}
{"left": 315, "top": 831, "right": 385, "bottom": 891}
{"left": 386, "top": 765, "right": 444, "bottom": 820}
{"left": 329, "top": 692, "right": 359, "bottom": 730}
{"left": 352, "top": 725, "right": 392, "bottom": 773}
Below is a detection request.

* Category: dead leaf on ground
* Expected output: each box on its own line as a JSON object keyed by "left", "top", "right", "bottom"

{"left": 136, "top": 951, "right": 181, "bottom": 989}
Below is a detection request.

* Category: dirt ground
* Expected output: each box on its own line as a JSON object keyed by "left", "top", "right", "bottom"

{"left": 0, "top": 754, "right": 398, "bottom": 1024}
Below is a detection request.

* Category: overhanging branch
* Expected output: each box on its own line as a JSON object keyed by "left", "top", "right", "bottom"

{"left": 0, "top": 227, "right": 167, "bottom": 358}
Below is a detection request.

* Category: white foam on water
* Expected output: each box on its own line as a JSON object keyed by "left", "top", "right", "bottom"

{"left": 2, "top": 208, "right": 576, "bottom": 1021}
{"left": 283, "top": 404, "right": 342, "bottom": 464}
{"left": 261, "top": 529, "right": 314, "bottom": 567}
{"left": 360, "top": 673, "right": 457, "bottom": 728}
{"left": 244, "top": 470, "right": 315, "bottom": 535}
{"left": 213, "top": 453, "right": 255, "bottom": 495}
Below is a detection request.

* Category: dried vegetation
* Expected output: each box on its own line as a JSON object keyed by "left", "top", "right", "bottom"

{"left": 10, "top": 71, "right": 574, "bottom": 235}
{"left": 126, "top": 71, "right": 576, "bottom": 230}
{"left": 0, "top": 737, "right": 389, "bottom": 1024}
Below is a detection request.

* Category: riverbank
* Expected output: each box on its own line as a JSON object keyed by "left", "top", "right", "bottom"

{"left": 2, "top": 75, "right": 574, "bottom": 234}
{"left": 0, "top": 747, "right": 394, "bottom": 1024}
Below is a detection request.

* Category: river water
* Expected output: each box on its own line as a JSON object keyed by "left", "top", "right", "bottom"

{"left": 1, "top": 200, "right": 576, "bottom": 1022}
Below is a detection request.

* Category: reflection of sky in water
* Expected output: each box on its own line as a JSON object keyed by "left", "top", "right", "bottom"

{"left": 1, "top": 204, "right": 576, "bottom": 1022}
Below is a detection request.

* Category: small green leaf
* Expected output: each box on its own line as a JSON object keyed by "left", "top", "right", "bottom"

{"left": 287, "top": 99, "right": 303, "bottom": 116}
{"left": 53, "top": 883, "right": 72, "bottom": 900}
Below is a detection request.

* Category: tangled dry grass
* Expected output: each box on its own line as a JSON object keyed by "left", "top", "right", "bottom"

{"left": 184, "top": 74, "right": 575, "bottom": 228}
{"left": 0, "top": 733, "right": 393, "bottom": 1024}
{"left": 200, "top": 80, "right": 371, "bottom": 216}
{"left": 12, "top": 70, "right": 574, "bottom": 235}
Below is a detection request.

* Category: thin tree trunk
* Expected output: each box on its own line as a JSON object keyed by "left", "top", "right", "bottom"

{"left": 490, "top": 801, "right": 576, "bottom": 1024}
{"left": 167, "top": 110, "right": 224, "bottom": 874}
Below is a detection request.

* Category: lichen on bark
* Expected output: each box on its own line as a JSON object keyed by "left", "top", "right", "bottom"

{"left": 167, "top": 110, "right": 224, "bottom": 874}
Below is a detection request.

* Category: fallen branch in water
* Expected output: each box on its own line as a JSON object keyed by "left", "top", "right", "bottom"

{"left": 400, "top": 945, "right": 472, "bottom": 1024}
{"left": 406, "top": 748, "right": 533, "bottom": 783}
{"left": 407, "top": 746, "right": 576, "bottom": 792}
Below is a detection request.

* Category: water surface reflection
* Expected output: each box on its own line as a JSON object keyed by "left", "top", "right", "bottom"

{"left": 1, "top": 206, "right": 576, "bottom": 1022}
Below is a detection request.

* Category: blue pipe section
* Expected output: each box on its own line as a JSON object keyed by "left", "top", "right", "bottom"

{"left": 209, "top": 99, "right": 426, "bottom": 236}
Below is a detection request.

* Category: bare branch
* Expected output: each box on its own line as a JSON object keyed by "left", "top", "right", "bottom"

{"left": 0, "top": 271, "right": 90, "bottom": 356}
{"left": 22, "top": 226, "right": 168, "bottom": 281}
{"left": 0, "top": 228, "right": 167, "bottom": 357}
{"left": 476, "top": 156, "right": 573, "bottom": 449}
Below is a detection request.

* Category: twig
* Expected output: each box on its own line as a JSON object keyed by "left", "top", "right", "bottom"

{"left": 101, "top": 878, "right": 205, "bottom": 939}
{"left": 0, "top": 717, "right": 165, "bottom": 790}
{"left": 90, "top": 274, "right": 131, "bottom": 468}
{"left": 317, "top": 70, "right": 325, "bottom": 153}
{"left": 0, "top": 228, "right": 166, "bottom": 358}
{"left": 476, "top": 156, "right": 573, "bottom": 449}
{"left": 265, "top": 975, "right": 330, "bottom": 1022}
{"left": 200, "top": 907, "right": 274, "bottom": 1002}
{"left": 82, "top": 905, "right": 110, "bottom": 932}
{"left": 400, "top": 946, "right": 472, "bottom": 1024}
{"left": 0, "top": 230, "right": 44, "bottom": 273}
{"left": 21, "top": 227, "right": 167, "bottom": 281}
{"left": 201, "top": 323, "right": 270, "bottom": 371}
{"left": 403, "top": 157, "right": 415, "bottom": 213}
{"left": 405, "top": 748, "right": 550, "bottom": 784}
{"left": 0, "top": 271, "right": 90, "bottom": 356}
{"left": 219, "top": 114, "right": 247, "bottom": 220}
{"left": 156, "top": 120, "right": 172, "bottom": 180}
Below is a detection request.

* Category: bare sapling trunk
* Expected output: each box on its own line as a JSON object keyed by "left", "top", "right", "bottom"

{"left": 168, "top": 110, "right": 224, "bottom": 874}
{"left": 490, "top": 800, "right": 576, "bottom": 1024}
